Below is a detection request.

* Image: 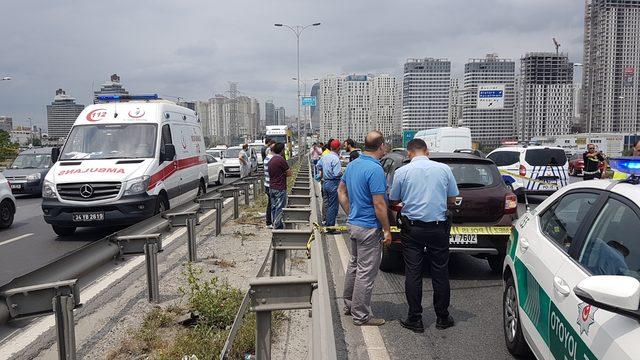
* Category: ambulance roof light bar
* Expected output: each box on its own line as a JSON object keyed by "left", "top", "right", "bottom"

{"left": 97, "top": 94, "right": 159, "bottom": 102}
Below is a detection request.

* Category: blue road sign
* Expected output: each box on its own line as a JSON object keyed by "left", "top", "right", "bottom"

{"left": 301, "top": 96, "right": 317, "bottom": 106}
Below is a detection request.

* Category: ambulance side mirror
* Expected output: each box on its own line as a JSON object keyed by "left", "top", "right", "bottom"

{"left": 51, "top": 147, "right": 60, "bottom": 163}
{"left": 574, "top": 275, "right": 640, "bottom": 321}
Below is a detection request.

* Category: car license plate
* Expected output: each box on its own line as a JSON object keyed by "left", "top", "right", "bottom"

{"left": 72, "top": 212, "right": 105, "bottom": 222}
{"left": 539, "top": 183, "right": 558, "bottom": 190}
{"left": 449, "top": 234, "right": 477, "bottom": 245}
{"left": 10, "top": 184, "right": 22, "bottom": 190}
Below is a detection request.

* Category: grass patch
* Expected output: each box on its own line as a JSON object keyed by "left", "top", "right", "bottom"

{"left": 232, "top": 230, "right": 255, "bottom": 246}
{"left": 235, "top": 193, "right": 269, "bottom": 226}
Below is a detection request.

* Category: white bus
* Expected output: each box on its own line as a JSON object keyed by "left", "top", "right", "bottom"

{"left": 265, "top": 125, "right": 292, "bottom": 159}
{"left": 413, "top": 127, "right": 472, "bottom": 153}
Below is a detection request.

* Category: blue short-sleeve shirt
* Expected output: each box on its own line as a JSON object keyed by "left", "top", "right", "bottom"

{"left": 389, "top": 156, "right": 459, "bottom": 222}
{"left": 319, "top": 152, "right": 342, "bottom": 180}
{"left": 341, "top": 154, "right": 387, "bottom": 228}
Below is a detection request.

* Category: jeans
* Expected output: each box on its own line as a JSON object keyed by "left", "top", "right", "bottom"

{"left": 343, "top": 224, "right": 383, "bottom": 324}
{"left": 265, "top": 186, "right": 272, "bottom": 226}
{"left": 323, "top": 180, "right": 340, "bottom": 226}
{"left": 269, "top": 188, "right": 287, "bottom": 229}
{"left": 402, "top": 222, "right": 451, "bottom": 321}
{"left": 312, "top": 159, "right": 319, "bottom": 176}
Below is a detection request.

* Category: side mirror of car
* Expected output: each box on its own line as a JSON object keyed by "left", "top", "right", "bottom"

{"left": 574, "top": 275, "right": 640, "bottom": 321}
{"left": 162, "top": 144, "right": 176, "bottom": 162}
{"left": 502, "top": 174, "right": 516, "bottom": 186}
{"left": 51, "top": 147, "right": 60, "bottom": 163}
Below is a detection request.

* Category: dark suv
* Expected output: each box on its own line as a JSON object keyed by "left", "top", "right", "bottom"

{"left": 379, "top": 152, "right": 518, "bottom": 273}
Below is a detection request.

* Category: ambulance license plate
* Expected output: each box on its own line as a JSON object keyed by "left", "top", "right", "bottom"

{"left": 449, "top": 234, "right": 477, "bottom": 245}
{"left": 72, "top": 212, "right": 105, "bottom": 222}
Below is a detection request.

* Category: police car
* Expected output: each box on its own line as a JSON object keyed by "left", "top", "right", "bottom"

{"left": 502, "top": 158, "right": 640, "bottom": 360}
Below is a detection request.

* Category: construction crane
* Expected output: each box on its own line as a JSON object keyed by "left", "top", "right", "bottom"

{"left": 553, "top": 38, "right": 561, "bottom": 54}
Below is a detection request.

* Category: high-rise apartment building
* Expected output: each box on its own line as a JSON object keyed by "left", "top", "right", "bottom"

{"left": 209, "top": 95, "right": 230, "bottom": 142}
{"left": 47, "top": 89, "right": 85, "bottom": 139}
{"left": 402, "top": 58, "right": 451, "bottom": 131}
{"left": 275, "top": 107, "right": 286, "bottom": 126}
{"left": 195, "top": 101, "right": 211, "bottom": 138}
{"left": 265, "top": 101, "right": 276, "bottom": 126}
{"left": 319, "top": 74, "right": 400, "bottom": 142}
{"left": 518, "top": 52, "right": 574, "bottom": 141}
{"left": 94, "top": 74, "right": 129, "bottom": 103}
{"left": 583, "top": 0, "right": 640, "bottom": 133}
{"left": 310, "top": 83, "right": 320, "bottom": 131}
{"left": 448, "top": 78, "right": 463, "bottom": 126}
{"left": 462, "top": 54, "right": 516, "bottom": 147}
{"left": 0, "top": 116, "right": 12, "bottom": 132}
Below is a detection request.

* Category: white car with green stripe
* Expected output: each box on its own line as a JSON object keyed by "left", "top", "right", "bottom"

{"left": 502, "top": 158, "right": 640, "bottom": 360}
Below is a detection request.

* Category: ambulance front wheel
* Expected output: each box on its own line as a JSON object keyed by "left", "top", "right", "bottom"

{"left": 154, "top": 193, "right": 169, "bottom": 215}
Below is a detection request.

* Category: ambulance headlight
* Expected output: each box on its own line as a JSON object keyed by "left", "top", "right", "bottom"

{"left": 609, "top": 157, "right": 640, "bottom": 176}
{"left": 124, "top": 176, "right": 151, "bottom": 196}
{"left": 42, "top": 180, "right": 56, "bottom": 198}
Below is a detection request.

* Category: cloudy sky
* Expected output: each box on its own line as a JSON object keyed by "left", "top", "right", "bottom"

{"left": 0, "top": 0, "right": 585, "bottom": 129}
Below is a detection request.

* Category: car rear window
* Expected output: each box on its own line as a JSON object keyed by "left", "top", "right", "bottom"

{"left": 525, "top": 149, "right": 567, "bottom": 166}
{"left": 487, "top": 151, "right": 520, "bottom": 166}
{"left": 446, "top": 162, "right": 499, "bottom": 188}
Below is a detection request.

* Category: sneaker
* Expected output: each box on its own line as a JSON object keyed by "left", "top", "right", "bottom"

{"left": 400, "top": 318, "right": 425, "bottom": 333}
{"left": 343, "top": 307, "right": 351, "bottom": 316}
{"left": 436, "top": 315, "right": 455, "bottom": 330}
{"left": 354, "top": 317, "right": 385, "bottom": 326}
{"left": 266, "top": 225, "right": 273, "bottom": 229}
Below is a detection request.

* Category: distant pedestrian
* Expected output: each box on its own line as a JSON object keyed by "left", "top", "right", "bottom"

{"left": 338, "top": 130, "right": 391, "bottom": 326}
{"left": 319, "top": 139, "right": 343, "bottom": 229}
{"left": 263, "top": 140, "right": 276, "bottom": 228}
{"left": 583, "top": 144, "right": 605, "bottom": 180}
{"left": 261, "top": 138, "right": 273, "bottom": 160}
{"left": 389, "top": 138, "right": 458, "bottom": 333}
{"left": 239, "top": 144, "right": 250, "bottom": 178}
{"left": 344, "top": 138, "right": 360, "bottom": 163}
{"left": 268, "top": 143, "right": 292, "bottom": 229}
{"left": 311, "top": 142, "right": 322, "bottom": 176}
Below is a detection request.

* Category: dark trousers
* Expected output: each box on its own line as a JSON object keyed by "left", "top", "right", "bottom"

{"left": 583, "top": 172, "right": 601, "bottom": 181}
{"left": 265, "top": 186, "right": 272, "bottom": 226}
{"left": 402, "top": 222, "right": 451, "bottom": 321}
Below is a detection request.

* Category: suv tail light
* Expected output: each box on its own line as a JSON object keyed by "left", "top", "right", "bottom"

{"left": 504, "top": 194, "right": 518, "bottom": 214}
{"left": 519, "top": 165, "right": 526, "bottom": 177}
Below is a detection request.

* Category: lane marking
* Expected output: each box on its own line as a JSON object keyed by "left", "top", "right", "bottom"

{"left": 0, "top": 202, "right": 229, "bottom": 359}
{"left": 334, "top": 232, "right": 391, "bottom": 360}
{"left": 0, "top": 233, "right": 33, "bottom": 247}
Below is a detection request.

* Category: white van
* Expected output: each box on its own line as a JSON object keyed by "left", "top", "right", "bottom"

{"left": 413, "top": 127, "right": 472, "bottom": 153}
{"left": 487, "top": 145, "right": 569, "bottom": 197}
{"left": 42, "top": 95, "right": 208, "bottom": 236}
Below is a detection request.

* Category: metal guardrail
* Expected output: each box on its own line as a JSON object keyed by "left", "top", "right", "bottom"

{"left": 220, "top": 156, "right": 338, "bottom": 360}
{"left": 0, "top": 173, "right": 262, "bottom": 359}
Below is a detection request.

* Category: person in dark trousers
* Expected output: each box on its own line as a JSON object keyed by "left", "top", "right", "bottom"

{"left": 318, "top": 139, "right": 343, "bottom": 229}
{"left": 583, "top": 144, "right": 605, "bottom": 180}
{"left": 389, "top": 138, "right": 459, "bottom": 333}
{"left": 268, "top": 143, "right": 292, "bottom": 229}
{"left": 338, "top": 130, "right": 392, "bottom": 326}
{"left": 344, "top": 138, "right": 360, "bottom": 163}
{"left": 261, "top": 137, "right": 272, "bottom": 161}
{"left": 263, "top": 140, "right": 276, "bottom": 228}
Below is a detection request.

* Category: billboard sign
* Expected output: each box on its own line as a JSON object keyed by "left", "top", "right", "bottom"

{"left": 624, "top": 67, "right": 635, "bottom": 87}
{"left": 477, "top": 84, "right": 505, "bottom": 109}
{"left": 402, "top": 130, "right": 418, "bottom": 148}
{"left": 301, "top": 96, "right": 317, "bottom": 106}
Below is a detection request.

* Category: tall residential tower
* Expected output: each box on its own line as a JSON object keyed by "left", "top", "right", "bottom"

{"left": 402, "top": 58, "right": 451, "bottom": 131}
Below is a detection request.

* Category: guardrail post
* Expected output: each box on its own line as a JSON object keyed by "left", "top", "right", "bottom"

{"left": 233, "top": 188, "right": 240, "bottom": 219}
{"left": 255, "top": 311, "right": 272, "bottom": 359}
{"left": 144, "top": 241, "right": 160, "bottom": 303}
{"left": 270, "top": 250, "right": 286, "bottom": 277}
{"left": 53, "top": 293, "right": 76, "bottom": 360}
{"left": 186, "top": 215, "right": 198, "bottom": 263}
{"left": 214, "top": 198, "right": 223, "bottom": 236}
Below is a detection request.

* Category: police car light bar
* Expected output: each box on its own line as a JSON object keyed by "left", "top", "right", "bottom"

{"left": 97, "top": 94, "right": 159, "bottom": 102}
{"left": 610, "top": 158, "right": 640, "bottom": 184}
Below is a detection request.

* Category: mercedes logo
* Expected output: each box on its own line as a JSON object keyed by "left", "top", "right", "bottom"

{"left": 80, "top": 184, "right": 94, "bottom": 198}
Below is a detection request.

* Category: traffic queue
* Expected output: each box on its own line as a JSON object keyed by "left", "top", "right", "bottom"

{"left": 314, "top": 133, "right": 640, "bottom": 359}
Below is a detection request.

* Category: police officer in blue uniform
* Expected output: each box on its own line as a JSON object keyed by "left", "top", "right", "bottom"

{"left": 389, "top": 138, "right": 459, "bottom": 333}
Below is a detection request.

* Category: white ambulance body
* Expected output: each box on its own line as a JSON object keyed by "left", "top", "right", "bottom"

{"left": 42, "top": 95, "right": 208, "bottom": 236}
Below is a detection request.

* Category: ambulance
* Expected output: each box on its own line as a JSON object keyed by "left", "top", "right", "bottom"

{"left": 42, "top": 95, "right": 208, "bottom": 236}
{"left": 502, "top": 158, "right": 640, "bottom": 359}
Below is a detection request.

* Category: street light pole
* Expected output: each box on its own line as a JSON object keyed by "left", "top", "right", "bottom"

{"left": 293, "top": 77, "right": 319, "bottom": 131}
{"left": 274, "top": 22, "right": 321, "bottom": 156}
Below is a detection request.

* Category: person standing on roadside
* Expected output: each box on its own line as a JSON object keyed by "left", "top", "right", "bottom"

{"left": 268, "top": 143, "right": 292, "bottom": 229}
{"left": 239, "top": 144, "right": 250, "bottom": 178}
{"left": 311, "top": 142, "right": 322, "bottom": 176}
{"left": 261, "top": 138, "right": 272, "bottom": 161}
{"left": 389, "top": 139, "right": 458, "bottom": 333}
{"left": 583, "top": 144, "right": 605, "bottom": 180}
{"left": 338, "top": 130, "right": 392, "bottom": 327}
{"left": 263, "top": 140, "right": 276, "bottom": 228}
{"left": 344, "top": 138, "right": 360, "bottom": 163}
{"left": 319, "top": 139, "right": 343, "bottom": 229}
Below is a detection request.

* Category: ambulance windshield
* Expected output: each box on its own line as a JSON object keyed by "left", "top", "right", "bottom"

{"left": 60, "top": 124, "right": 157, "bottom": 160}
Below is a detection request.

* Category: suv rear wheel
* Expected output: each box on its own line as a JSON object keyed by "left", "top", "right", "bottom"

{"left": 52, "top": 225, "right": 76, "bottom": 236}
{"left": 503, "top": 275, "right": 531, "bottom": 357}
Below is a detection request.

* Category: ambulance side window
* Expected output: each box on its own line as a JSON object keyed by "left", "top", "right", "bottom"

{"left": 539, "top": 193, "right": 599, "bottom": 252}
{"left": 161, "top": 124, "right": 173, "bottom": 146}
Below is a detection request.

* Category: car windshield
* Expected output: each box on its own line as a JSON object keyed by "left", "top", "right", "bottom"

{"left": 60, "top": 124, "right": 157, "bottom": 160}
{"left": 10, "top": 154, "right": 52, "bottom": 169}
{"left": 487, "top": 151, "right": 520, "bottom": 166}
{"left": 446, "top": 162, "right": 498, "bottom": 188}
{"left": 226, "top": 148, "right": 241, "bottom": 158}
{"left": 207, "top": 150, "right": 225, "bottom": 158}
{"left": 525, "top": 149, "right": 567, "bottom": 166}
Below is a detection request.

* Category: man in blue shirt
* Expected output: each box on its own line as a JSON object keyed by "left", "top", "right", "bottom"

{"left": 319, "top": 139, "right": 343, "bottom": 229}
{"left": 338, "top": 131, "right": 391, "bottom": 326}
{"left": 389, "top": 138, "right": 459, "bottom": 333}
